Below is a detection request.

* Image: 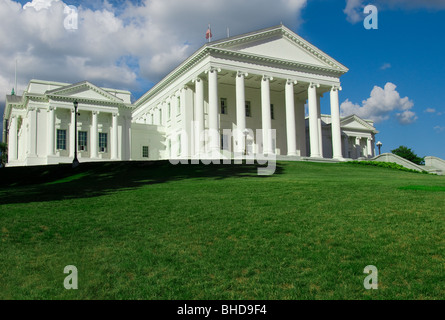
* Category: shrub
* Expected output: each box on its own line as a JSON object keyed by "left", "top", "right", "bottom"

{"left": 347, "top": 160, "right": 429, "bottom": 174}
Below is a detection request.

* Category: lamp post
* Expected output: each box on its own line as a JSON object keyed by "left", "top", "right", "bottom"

{"left": 376, "top": 141, "right": 382, "bottom": 155}
{"left": 72, "top": 101, "right": 79, "bottom": 168}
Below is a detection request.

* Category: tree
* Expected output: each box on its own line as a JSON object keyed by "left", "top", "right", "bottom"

{"left": 391, "top": 145, "right": 424, "bottom": 165}
{"left": 0, "top": 142, "right": 7, "bottom": 168}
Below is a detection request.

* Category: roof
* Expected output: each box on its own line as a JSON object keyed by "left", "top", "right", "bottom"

{"left": 133, "top": 24, "right": 348, "bottom": 111}
{"left": 5, "top": 95, "right": 23, "bottom": 104}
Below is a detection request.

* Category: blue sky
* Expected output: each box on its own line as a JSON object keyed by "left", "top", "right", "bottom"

{"left": 298, "top": 0, "right": 445, "bottom": 158}
{"left": 1, "top": 0, "right": 444, "bottom": 158}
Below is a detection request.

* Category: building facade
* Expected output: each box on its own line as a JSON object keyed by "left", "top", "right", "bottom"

{"left": 3, "top": 80, "right": 133, "bottom": 166}
{"left": 3, "top": 25, "right": 378, "bottom": 167}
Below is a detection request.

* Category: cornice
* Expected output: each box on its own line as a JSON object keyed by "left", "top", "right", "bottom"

{"left": 208, "top": 47, "right": 346, "bottom": 76}
{"left": 46, "top": 81, "right": 125, "bottom": 104}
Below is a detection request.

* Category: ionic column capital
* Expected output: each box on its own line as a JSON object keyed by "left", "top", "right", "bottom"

{"left": 205, "top": 67, "right": 221, "bottom": 74}
{"left": 262, "top": 75, "right": 273, "bottom": 81}
{"left": 309, "top": 82, "right": 320, "bottom": 89}
{"left": 237, "top": 71, "right": 248, "bottom": 78}
{"left": 286, "top": 79, "right": 298, "bottom": 85}
{"left": 331, "top": 85, "right": 342, "bottom": 92}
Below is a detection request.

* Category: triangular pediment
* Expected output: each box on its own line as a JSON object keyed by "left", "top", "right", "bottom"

{"left": 45, "top": 81, "right": 124, "bottom": 103}
{"left": 209, "top": 25, "right": 348, "bottom": 73}
{"left": 341, "top": 115, "right": 377, "bottom": 132}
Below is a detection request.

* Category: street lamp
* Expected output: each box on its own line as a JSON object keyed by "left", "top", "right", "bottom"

{"left": 72, "top": 101, "right": 79, "bottom": 168}
{"left": 376, "top": 141, "right": 382, "bottom": 155}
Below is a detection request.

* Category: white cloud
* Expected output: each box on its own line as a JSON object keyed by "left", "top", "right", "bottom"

{"left": 424, "top": 108, "right": 443, "bottom": 116}
{"left": 380, "top": 63, "right": 391, "bottom": 70}
{"left": 23, "top": 0, "right": 60, "bottom": 11}
{"left": 396, "top": 110, "right": 418, "bottom": 125}
{"left": 0, "top": 0, "right": 308, "bottom": 133}
{"left": 340, "top": 82, "right": 416, "bottom": 124}
{"left": 344, "top": 0, "right": 364, "bottom": 24}
{"left": 434, "top": 126, "right": 445, "bottom": 133}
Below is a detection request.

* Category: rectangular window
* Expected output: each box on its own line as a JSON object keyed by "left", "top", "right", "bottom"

{"left": 78, "top": 131, "right": 88, "bottom": 151}
{"left": 178, "top": 134, "right": 181, "bottom": 156}
{"left": 245, "top": 101, "right": 251, "bottom": 117}
{"left": 99, "top": 132, "right": 108, "bottom": 153}
{"left": 142, "top": 146, "right": 149, "bottom": 158}
{"left": 168, "top": 103, "right": 171, "bottom": 119}
{"left": 220, "top": 98, "right": 227, "bottom": 115}
{"left": 270, "top": 104, "right": 274, "bottom": 120}
{"left": 56, "top": 129, "right": 66, "bottom": 150}
{"left": 159, "top": 109, "right": 163, "bottom": 125}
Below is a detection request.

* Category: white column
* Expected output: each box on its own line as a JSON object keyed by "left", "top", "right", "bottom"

{"left": 208, "top": 68, "right": 220, "bottom": 153}
{"left": 367, "top": 137, "right": 373, "bottom": 158}
{"left": 343, "top": 135, "right": 349, "bottom": 158}
{"left": 317, "top": 95, "right": 323, "bottom": 158}
{"left": 285, "top": 80, "right": 297, "bottom": 156}
{"left": 261, "top": 75, "right": 273, "bottom": 154}
{"left": 90, "top": 111, "right": 98, "bottom": 158}
{"left": 355, "top": 137, "right": 361, "bottom": 158}
{"left": 8, "top": 116, "right": 18, "bottom": 162}
{"left": 28, "top": 107, "right": 37, "bottom": 156}
{"left": 195, "top": 78, "right": 205, "bottom": 156}
{"left": 330, "top": 87, "right": 343, "bottom": 160}
{"left": 308, "top": 83, "right": 321, "bottom": 158}
{"left": 295, "top": 100, "right": 307, "bottom": 157}
{"left": 111, "top": 113, "right": 118, "bottom": 160}
{"left": 236, "top": 71, "right": 247, "bottom": 154}
{"left": 69, "top": 109, "right": 75, "bottom": 158}
{"left": 47, "top": 107, "right": 55, "bottom": 156}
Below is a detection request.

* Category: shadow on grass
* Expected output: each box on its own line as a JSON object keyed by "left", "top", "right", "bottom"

{"left": 0, "top": 160, "right": 283, "bottom": 205}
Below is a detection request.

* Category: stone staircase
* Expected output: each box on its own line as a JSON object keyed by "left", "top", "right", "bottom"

{"left": 370, "top": 153, "right": 444, "bottom": 175}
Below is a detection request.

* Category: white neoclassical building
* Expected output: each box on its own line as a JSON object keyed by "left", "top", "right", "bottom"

{"left": 3, "top": 80, "right": 133, "bottom": 166}
{"left": 3, "top": 25, "right": 378, "bottom": 167}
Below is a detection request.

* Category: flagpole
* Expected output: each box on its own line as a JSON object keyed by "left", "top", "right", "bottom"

{"left": 15, "top": 59, "right": 17, "bottom": 95}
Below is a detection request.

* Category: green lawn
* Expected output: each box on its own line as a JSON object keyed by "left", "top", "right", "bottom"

{"left": 0, "top": 161, "right": 444, "bottom": 300}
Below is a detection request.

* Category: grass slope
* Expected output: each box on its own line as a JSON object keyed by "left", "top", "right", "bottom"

{"left": 0, "top": 161, "right": 444, "bottom": 300}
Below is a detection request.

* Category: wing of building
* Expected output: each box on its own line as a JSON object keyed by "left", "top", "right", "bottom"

{"left": 2, "top": 24, "right": 378, "bottom": 167}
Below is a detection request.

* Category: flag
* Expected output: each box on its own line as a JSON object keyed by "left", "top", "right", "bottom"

{"left": 206, "top": 25, "right": 212, "bottom": 41}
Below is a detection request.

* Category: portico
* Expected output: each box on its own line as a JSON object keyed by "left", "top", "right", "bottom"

{"left": 189, "top": 70, "right": 344, "bottom": 160}
{"left": 132, "top": 24, "right": 350, "bottom": 161}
